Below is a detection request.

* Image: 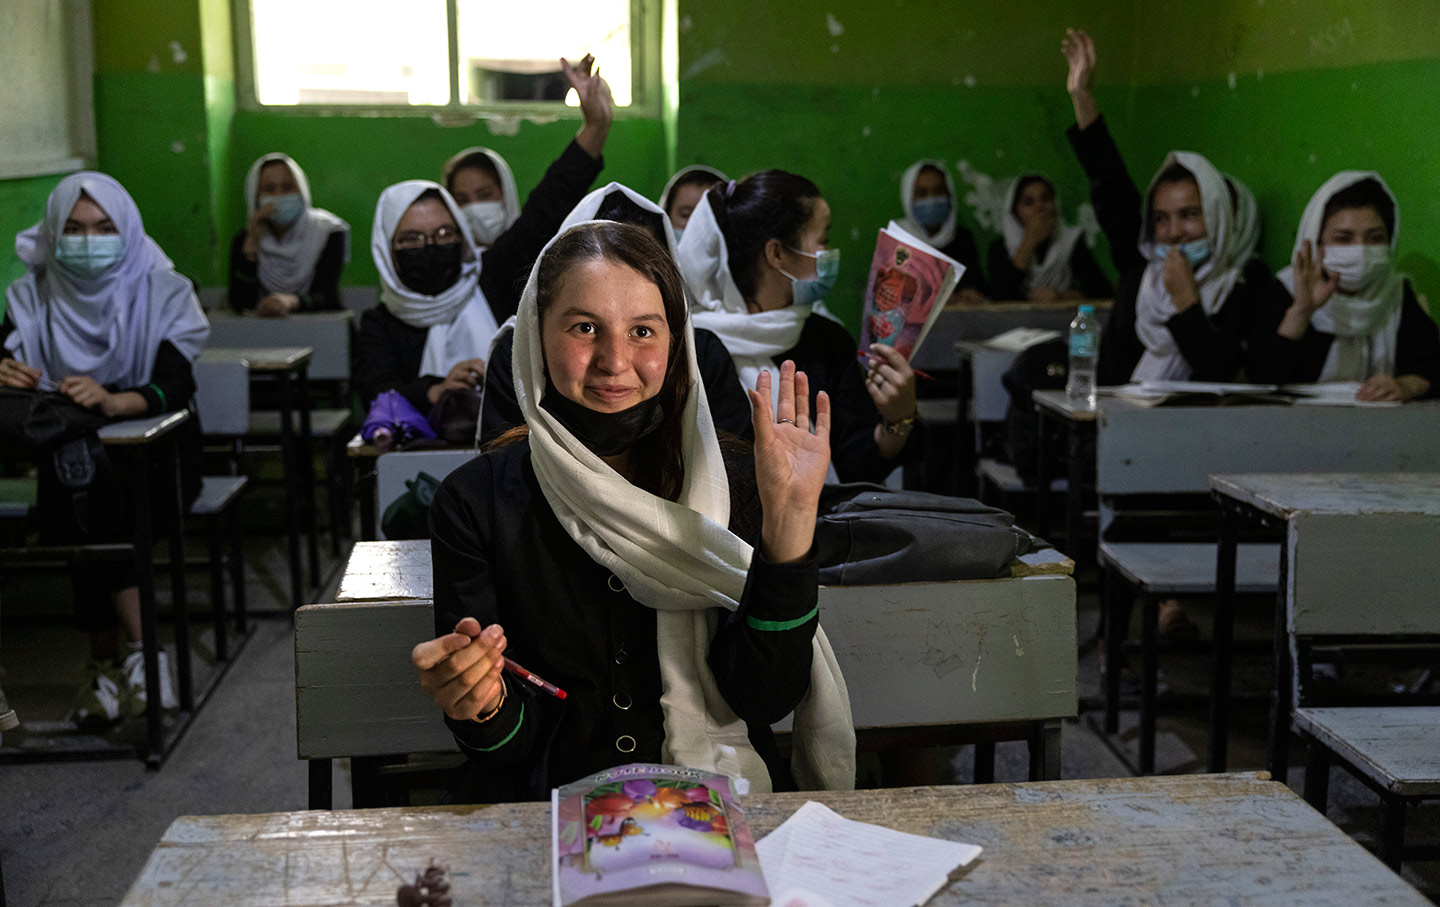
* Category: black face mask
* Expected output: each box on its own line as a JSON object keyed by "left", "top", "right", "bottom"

{"left": 541, "top": 377, "right": 666, "bottom": 457}
{"left": 393, "top": 242, "right": 464, "bottom": 296}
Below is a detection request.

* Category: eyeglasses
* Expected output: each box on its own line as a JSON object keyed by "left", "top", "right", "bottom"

{"left": 393, "top": 225, "right": 463, "bottom": 250}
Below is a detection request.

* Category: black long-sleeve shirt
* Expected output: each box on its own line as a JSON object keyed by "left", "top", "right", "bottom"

{"left": 227, "top": 229, "right": 347, "bottom": 314}
{"left": 356, "top": 140, "right": 604, "bottom": 409}
{"left": 478, "top": 326, "right": 754, "bottom": 445}
{"left": 937, "top": 226, "right": 987, "bottom": 294}
{"left": 430, "top": 438, "right": 819, "bottom": 802}
{"left": 1067, "top": 115, "right": 1283, "bottom": 385}
{"left": 1247, "top": 279, "right": 1440, "bottom": 394}
{"left": 985, "top": 236, "right": 1114, "bottom": 301}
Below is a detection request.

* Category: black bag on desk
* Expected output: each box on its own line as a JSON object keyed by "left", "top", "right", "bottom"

{"left": 814, "top": 484, "right": 1041, "bottom": 585}
{"left": 0, "top": 387, "right": 122, "bottom": 537}
{"left": 0, "top": 387, "right": 110, "bottom": 457}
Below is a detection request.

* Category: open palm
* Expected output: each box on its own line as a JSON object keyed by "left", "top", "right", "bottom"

{"left": 749, "top": 361, "right": 830, "bottom": 561}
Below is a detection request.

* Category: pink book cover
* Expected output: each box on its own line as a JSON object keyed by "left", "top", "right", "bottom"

{"left": 858, "top": 223, "right": 964, "bottom": 363}
{"left": 552, "top": 763, "right": 769, "bottom": 906}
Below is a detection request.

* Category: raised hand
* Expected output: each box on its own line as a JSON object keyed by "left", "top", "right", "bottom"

{"left": 1062, "top": 28, "right": 1099, "bottom": 129}
{"left": 1277, "top": 240, "right": 1340, "bottom": 340}
{"left": 749, "top": 361, "right": 831, "bottom": 564}
{"left": 563, "top": 54, "right": 614, "bottom": 159}
{"left": 412, "top": 617, "right": 509, "bottom": 722}
{"left": 1161, "top": 248, "right": 1201, "bottom": 313}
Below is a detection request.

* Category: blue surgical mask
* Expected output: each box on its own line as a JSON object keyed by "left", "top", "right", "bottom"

{"left": 781, "top": 247, "right": 841, "bottom": 307}
{"left": 55, "top": 234, "right": 127, "bottom": 278}
{"left": 1154, "top": 238, "right": 1211, "bottom": 268}
{"left": 260, "top": 193, "right": 305, "bottom": 226}
{"left": 912, "top": 196, "right": 951, "bottom": 231}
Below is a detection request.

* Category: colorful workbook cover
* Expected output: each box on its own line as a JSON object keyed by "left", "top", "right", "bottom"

{"left": 551, "top": 763, "right": 770, "bottom": 907}
{"left": 859, "top": 221, "right": 965, "bottom": 363}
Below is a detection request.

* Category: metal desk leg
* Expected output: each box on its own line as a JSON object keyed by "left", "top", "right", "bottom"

{"left": 1208, "top": 503, "right": 1239, "bottom": 772}
{"left": 1034, "top": 408, "right": 1053, "bottom": 539}
{"left": 1267, "top": 538, "right": 1293, "bottom": 783}
{"left": 972, "top": 741, "right": 995, "bottom": 784}
{"left": 956, "top": 357, "right": 977, "bottom": 497}
{"left": 297, "top": 366, "right": 319, "bottom": 591}
{"left": 1378, "top": 797, "right": 1407, "bottom": 871}
{"left": 166, "top": 439, "right": 192, "bottom": 712}
{"left": 308, "top": 757, "right": 333, "bottom": 810}
{"left": 277, "top": 371, "right": 304, "bottom": 609}
{"left": 1065, "top": 421, "right": 1086, "bottom": 562}
{"left": 1303, "top": 738, "right": 1331, "bottom": 811}
{"left": 357, "top": 455, "right": 377, "bottom": 541}
{"left": 1029, "top": 718, "right": 1063, "bottom": 781}
{"left": 1102, "top": 562, "right": 1124, "bottom": 735}
{"left": 130, "top": 448, "right": 162, "bottom": 768}
{"left": 207, "top": 514, "right": 228, "bottom": 663}
{"left": 1140, "top": 592, "right": 1158, "bottom": 775}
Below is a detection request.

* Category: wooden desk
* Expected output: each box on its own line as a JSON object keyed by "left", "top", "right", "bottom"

{"left": 99, "top": 412, "right": 193, "bottom": 766}
{"left": 336, "top": 539, "right": 429, "bottom": 602}
{"left": 1209, "top": 472, "right": 1440, "bottom": 782}
{"left": 205, "top": 346, "right": 317, "bottom": 608}
{"left": 911, "top": 299, "right": 1110, "bottom": 372}
{"left": 120, "top": 772, "right": 1429, "bottom": 907}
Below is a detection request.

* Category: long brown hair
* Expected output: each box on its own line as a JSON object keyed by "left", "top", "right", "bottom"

{"left": 500, "top": 221, "right": 693, "bottom": 502}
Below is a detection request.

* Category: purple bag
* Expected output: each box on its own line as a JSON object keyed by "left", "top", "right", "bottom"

{"left": 360, "top": 390, "right": 436, "bottom": 451}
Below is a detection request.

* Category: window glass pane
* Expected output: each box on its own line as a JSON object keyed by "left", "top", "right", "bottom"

{"left": 250, "top": 0, "right": 450, "bottom": 106}
{"left": 456, "top": 0, "right": 632, "bottom": 106}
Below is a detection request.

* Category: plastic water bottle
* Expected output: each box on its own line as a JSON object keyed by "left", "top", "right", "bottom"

{"left": 1066, "top": 304, "right": 1100, "bottom": 408}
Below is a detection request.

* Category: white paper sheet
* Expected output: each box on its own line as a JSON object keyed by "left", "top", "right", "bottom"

{"left": 756, "top": 801, "right": 981, "bottom": 907}
{"left": 983, "top": 327, "right": 1062, "bottom": 351}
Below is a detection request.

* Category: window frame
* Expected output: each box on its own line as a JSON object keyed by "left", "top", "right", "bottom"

{"left": 232, "top": 0, "right": 660, "bottom": 119}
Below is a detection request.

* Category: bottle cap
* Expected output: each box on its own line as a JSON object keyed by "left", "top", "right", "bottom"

{"left": 1078, "top": 304, "right": 1095, "bottom": 313}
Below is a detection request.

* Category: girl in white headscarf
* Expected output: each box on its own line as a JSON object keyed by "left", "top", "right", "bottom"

{"left": 660, "top": 164, "right": 727, "bottom": 239}
{"left": 441, "top": 55, "right": 614, "bottom": 321}
{"left": 986, "top": 174, "right": 1113, "bottom": 302}
{"left": 679, "top": 171, "right": 919, "bottom": 484}
{"left": 478, "top": 182, "right": 752, "bottom": 444}
{"left": 2, "top": 171, "right": 210, "bottom": 724}
{"left": 897, "top": 159, "right": 987, "bottom": 303}
{"left": 229, "top": 153, "right": 349, "bottom": 316}
{"left": 1062, "top": 29, "right": 1280, "bottom": 386}
{"left": 355, "top": 181, "right": 497, "bottom": 414}
{"left": 412, "top": 220, "right": 855, "bottom": 802}
{"left": 1258, "top": 172, "right": 1438, "bottom": 401}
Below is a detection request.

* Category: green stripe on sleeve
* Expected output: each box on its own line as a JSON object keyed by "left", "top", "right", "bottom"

{"left": 148, "top": 383, "right": 167, "bottom": 413}
{"left": 746, "top": 605, "right": 820, "bottom": 632}
{"left": 459, "top": 702, "right": 525, "bottom": 753}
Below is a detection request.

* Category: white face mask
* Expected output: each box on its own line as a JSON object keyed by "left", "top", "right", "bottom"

{"left": 461, "top": 201, "right": 507, "bottom": 246}
{"left": 1322, "top": 244, "right": 1391, "bottom": 294}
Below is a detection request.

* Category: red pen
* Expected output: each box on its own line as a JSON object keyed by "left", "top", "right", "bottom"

{"left": 856, "top": 348, "right": 934, "bottom": 381}
{"left": 504, "top": 657, "right": 567, "bottom": 700}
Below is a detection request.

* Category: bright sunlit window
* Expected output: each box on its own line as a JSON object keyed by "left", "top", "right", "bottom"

{"left": 244, "top": 0, "right": 641, "bottom": 110}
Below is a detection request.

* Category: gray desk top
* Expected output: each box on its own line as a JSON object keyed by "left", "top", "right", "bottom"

{"left": 1295, "top": 707, "right": 1440, "bottom": 796}
{"left": 200, "top": 346, "right": 313, "bottom": 372}
{"left": 120, "top": 773, "right": 1428, "bottom": 906}
{"left": 207, "top": 310, "right": 354, "bottom": 324}
{"left": 943, "top": 298, "right": 1113, "bottom": 314}
{"left": 97, "top": 410, "right": 190, "bottom": 445}
{"left": 1210, "top": 472, "right": 1440, "bottom": 518}
{"left": 1032, "top": 388, "right": 1099, "bottom": 422}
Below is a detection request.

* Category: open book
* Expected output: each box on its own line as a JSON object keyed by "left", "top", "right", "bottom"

{"left": 552, "top": 764, "right": 769, "bottom": 907}
{"left": 858, "top": 222, "right": 966, "bottom": 363}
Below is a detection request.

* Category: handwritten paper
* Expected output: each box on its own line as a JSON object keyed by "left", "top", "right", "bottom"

{"left": 756, "top": 801, "right": 981, "bottom": 907}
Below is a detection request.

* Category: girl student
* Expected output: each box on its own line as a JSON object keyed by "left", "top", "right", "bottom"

{"left": 1, "top": 172, "right": 210, "bottom": 725}
{"left": 659, "top": 165, "right": 727, "bottom": 240}
{"left": 985, "top": 173, "right": 1113, "bottom": 302}
{"left": 359, "top": 55, "right": 612, "bottom": 412}
{"left": 678, "top": 171, "right": 920, "bottom": 484}
{"left": 896, "top": 159, "right": 988, "bottom": 304}
{"left": 440, "top": 54, "right": 613, "bottom": 320}
{"left": 411, "top": 221, "right": 855, "bottom": 801}
{"left": 1252, "top": 171, "right": 1439, "bottom": 401}
{"left": 228, "top": 153, "right": 349, "bottom": 316}
{"left": 478, "top": 182, "right": 752, "bottom": 444}
{"left": 1062, "top": 29, "right": 1282, "bottom": 386}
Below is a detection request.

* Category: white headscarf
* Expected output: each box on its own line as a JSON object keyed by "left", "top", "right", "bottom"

{"left": 371, "top": 180, "right": 499, "bottom": 379}
{"left": 660, "top": 165, "right": 728, "bottom": 216}
{"left": 514, "top": 222, "right": 855, "bottom": 793}
{"left": 5, "top": 172, "right": 209, "bottom": 389}
{"left": 1000, "top": 174, "right": 1083, "bottom": 294}
{"left": 443, "top": 146, "right": 521, "bottom": 232}
{"left": 561, "top": 181, "right": 679, "bottom": 259}
{"left": 677, "top": 192, "right": 821, "bottom": 411}
{"left": 243, "top": 152, "right": 350, "bottom": 296}
{"left": 897, "top": 159, "right": 957, "bottom": 250}
{"left": 1130, "top": 151, "right": 1247, "bottom": 382}
{"left": 1277, "top": 171, "right": 1405, "bottom": 381}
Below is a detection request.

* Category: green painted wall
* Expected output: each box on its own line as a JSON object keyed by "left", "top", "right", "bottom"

{"left": 0, "top": 175, "right": 63, "bottom": 292}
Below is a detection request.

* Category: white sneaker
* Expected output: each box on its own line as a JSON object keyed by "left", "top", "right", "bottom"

{"left": 122, "top": 646, "right": 179, "bottom": 715}
{"left": 68, "top": 661, "right": 124, "bottom": 729}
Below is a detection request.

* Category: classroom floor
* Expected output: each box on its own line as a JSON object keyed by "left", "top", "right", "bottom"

{"left": 1, "top": 497, "right": 1437, "bottom": 906}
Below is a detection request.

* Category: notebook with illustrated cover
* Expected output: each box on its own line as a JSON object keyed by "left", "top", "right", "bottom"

{"left": 858, "top": 222, "right": 965, "bottom": 364}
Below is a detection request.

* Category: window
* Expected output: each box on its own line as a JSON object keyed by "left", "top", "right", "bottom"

{"left": 238, "top": 0, "right": 652, "bottom": 113}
